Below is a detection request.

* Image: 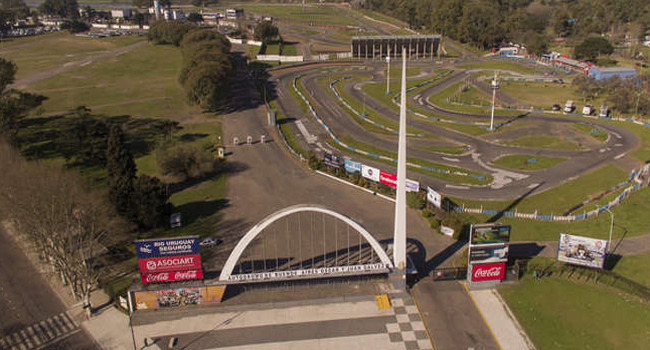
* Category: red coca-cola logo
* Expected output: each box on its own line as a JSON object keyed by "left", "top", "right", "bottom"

{"left": 471, "top": 262, "right": 506, "bottom": 282}
{"left": 141, "top": 269, "right": 203, "bottom": 284}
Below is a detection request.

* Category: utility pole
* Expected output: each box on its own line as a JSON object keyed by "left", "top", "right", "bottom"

{"left": 490, "top": 71, "right": 499, "bottom": 131}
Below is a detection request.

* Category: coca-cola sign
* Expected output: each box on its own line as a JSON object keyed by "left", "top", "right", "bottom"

{"left": 471, "top": 262, "right": 506, "bottom": 282}
{"left": 141, "top": 269, "right": 204, "bottom": 284}
{"left": 138, "top": 254, "right": 202, "bottom": 273}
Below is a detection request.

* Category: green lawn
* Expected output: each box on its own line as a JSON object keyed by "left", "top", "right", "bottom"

{"left": 500, "top": 275, "right": 650, "bottom": 350}
{"left": 572, "top": 123, "right": 608, "bottom": 142}
{"left": 451, "top": 165, "right": 628, "bottom": 215}
{"left": 612, "top": 252, "right": 650, "bottom": 289}
{"left": 456, "top": 86, "right": 492, "bottom": 106}
{"left": 500, "top": 80, "right": 607, "bottom": 111}
{"left": 1, "top": 32, "right": 145, "bottom": 80}
{"left": 417, "top": 145, "right": 469, "bottom": 155}
{"left": 458, "top": 60, "right": 539, "bottom": 75}
{"left": 492, "top": 154, "right": 567, "bottom": 170}
{"left": 503, "top": 135, "right": 583, "bottom": 150}
{"left": 281, "top": 43, "right": 298, "bottom": 56}
{"left": 26, "top": 43, "right": 202, "bottom": 120}
{"left": 428, "top": 81, "right": 521, "bottom": 116}
{"left": 603, "top": 120, "right": 650, "bottom": 162}
{"left": 265, "top": 42, "right": 281, "bottom": 55}
{"left": 386, "top": 64, "right": 421, "bottom": 79}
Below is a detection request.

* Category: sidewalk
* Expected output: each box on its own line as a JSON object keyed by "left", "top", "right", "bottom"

{"left": 83, "top": 307, "right": 134, "bottom": 350}
{"left": 463, "top": 283, "right": 536, "bottom": 350}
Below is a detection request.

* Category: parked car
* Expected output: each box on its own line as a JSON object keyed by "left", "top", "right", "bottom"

{"left": 563, "top": 100, "right": 575, "bottom": 113}
{"left": 200, "top": 237, "right": 223, "bottom": 247}
{"left": 582, "top": 104, "right": 593, "bottom": 116}
{"left": 599, "top": 105, "right": 610, "bottom": 118}
{"left": 552, "top": 104, "right": 561, "bottom": 111}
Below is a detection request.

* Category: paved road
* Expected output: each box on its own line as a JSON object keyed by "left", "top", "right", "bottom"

{"left": 270, "top": 62, "right": 639, "bottom": 200}
{"left": 0, "top": 227, "right": 98, "bottom": 350}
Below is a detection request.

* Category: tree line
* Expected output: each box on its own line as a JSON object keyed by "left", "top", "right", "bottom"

{"left": 148, "top": 22, "right": 233, "bottom": 111}
{"left": 573, "top": 72, "right": 650, "bottom": 116}
{"left": 361, "top": 0, "right": 650, "bottom": 50}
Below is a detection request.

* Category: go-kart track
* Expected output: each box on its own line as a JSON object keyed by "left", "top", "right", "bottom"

{"left": 269, "top": 60, "right": 639, "bottom": 201}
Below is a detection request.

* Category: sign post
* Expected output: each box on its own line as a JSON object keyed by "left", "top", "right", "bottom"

{"left": 466, "top": 223, "right": 510, "bottom": 288}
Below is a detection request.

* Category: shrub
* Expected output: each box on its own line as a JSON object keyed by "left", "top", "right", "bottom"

{"left": 156, "top": 143, "right": 217, "bottom": 179}
{"left": 406, "top": 191, "right": 426, "bottom": 210}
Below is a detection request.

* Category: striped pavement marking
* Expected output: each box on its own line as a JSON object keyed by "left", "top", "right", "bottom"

{"left": 0, "top": 312, "right": 78, "bottom": 350}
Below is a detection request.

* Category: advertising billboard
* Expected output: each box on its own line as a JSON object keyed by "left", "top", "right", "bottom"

{"left": 324, "top": 153, "right": 341, "bottom": 168}
{"left": 471, "top": 262, "right": 506, "bottom": 282}
{"left": 557, "top": 233, "right": 607, "bottom": 269}
{"left": 470, "top": 224, "right": 511, "bottom": 245}
{"left": 405, "top": 179, "right": 419, "bottom": 192}
{"left": 469, "top": 246, "right": 509, "bottom": 263}
{"left": 427, "top": 187, "right": 441, "bottom": 208}
{"left": 141, "top": 269, "right": 203, "bottom": 284}
{"left": 136, "top": 236, "right": 199, "bottom": 258}
{"left": 361, "top": 164, "right": 380, "bottom": 182}
{"left": 137, "top": 254, "right": 202, "bottom": 273}
{"left": 344, "top": 159, "right": 361, "bottom": 173}
{"left": 379, "top": 170, "right": 397, "bottom": 188}
{"left": 133, "top": 285, "right": 226, "bottom": 310}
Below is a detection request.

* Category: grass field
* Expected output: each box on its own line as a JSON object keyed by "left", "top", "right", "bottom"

{"left": 417, "top": 145, "right": 469, "bottom": 155}
{"left": 456, "top": 86, "right": 492, "bottom": 106}
{"left": 451, "top": 165, "right": 628, "bottom": 215}
{"left": 572, "top": 123, "right": 608, "bottom": 142}
{"left": 429, "top": 81, "right": 521, "bottom": 116}
{"left": 281, "top": 43, "right": 298, "bottom": 56}
{"left": 612, "top": 252, "right": 650, "bottom": 288}
{"left": 1, "top": 32, "right": 145, "bottom": 80}
{"left": 503, "top": 135, "right": 583, "bottom": 150}
{"left": 386, "top": 64, "right": 421, "bottom": 79}
{"left": 500, "top": 80, "right": 607, "bottom": 111}
{"left": 603, "top": 120, "right": 650, "bottom": 162}
{"left": 458, "top": 60, "right": 539, "bottom": 75}
{"left": 500, "top": 275, "right": 650, "bottom": 350}
{"left": 492, "top": 154, "right": 567, "bottom": 170}
{"left": 25, "top": 42, "right": 203, "bottom": 120}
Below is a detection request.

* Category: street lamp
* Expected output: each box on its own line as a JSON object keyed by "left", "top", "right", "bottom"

{"left": 595, "top": 205, "right": 614, "bottom": 253}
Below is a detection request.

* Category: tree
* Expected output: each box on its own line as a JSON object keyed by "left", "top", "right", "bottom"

{"left": 187, "top": 12, "right": 203, "bottom": 23}
{"left": 0, "top": 0, "right": 30, "bottom": 25}
{"left": 0, "top": 58, "right": 17, "bottom": 95}
{"left": 525, "top": 33, "right": 549, "bottom": 57}
{"left": 156, "top": 142, "right": 217, "bottom": 179}
{"left": 60, "top": 19, "right": 89, "bottom": 33}
{"left": 58, "top": 107, "right": 109, "bottom": 166}
{"left": 147, "top": 20, "right": 196, "bottom": 46}
{"left": 191, "top": 0, "right": 218, "bottom": 7}
{"left": 130, "top": 175, "right": 169, "bottom": 230}
{"left": 106, "top": 125, "right": 136, "bottom": 216}
{"left": 572, "top": 75, "right": 600, "bottom": 104}
{"left": 0, "top": 139, "right": 126, "bottom": 317}
{"left": 0, "top": 58, "right": 45, "bottom": 142}
{"left": 460, "top": 0, "right": 505, "bottom": 49}
{"left": 253, "top": 21, "right": 279, "bottom": 43}
{"left": 574, "top": 37, "right": 614, "bottom": 61}
{"left": 38, "top": 0, "right": 79, "bottom": 18}
{"left": 183, "top": 61, "right": 231, "bottom": 110}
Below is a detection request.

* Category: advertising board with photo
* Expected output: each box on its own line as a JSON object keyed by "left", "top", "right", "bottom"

{"left": 361, "top": 164, "right": 380, "bottom": 182}
{"left": 557, "top": 233, "right": 607, "bottom": 269}
{"left": 426, "top": 187, "right": 441, "bottom": 208}
{"left": 470, "top": 224, "right": 511, "bottom": 245}
{"left": 344, "top": 159, "right": 362, "bottom": 173}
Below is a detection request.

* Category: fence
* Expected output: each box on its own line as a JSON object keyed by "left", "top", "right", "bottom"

{"left": 453, "top": 164, "right": 650, "bottom": 222}
{"left": 257, "top": 55, "right": 304, "bottom": 62}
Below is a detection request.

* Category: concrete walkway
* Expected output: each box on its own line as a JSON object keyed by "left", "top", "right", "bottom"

{"left": 464, "top": 283, "right": 536, "bottom": 350}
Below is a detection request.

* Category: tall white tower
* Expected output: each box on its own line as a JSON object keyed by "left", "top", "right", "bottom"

{"left": 392, "top": 46, "right": 408, "bottom": 287}
{"left": 154, "top": 0, "right": 161, "bottom": 20}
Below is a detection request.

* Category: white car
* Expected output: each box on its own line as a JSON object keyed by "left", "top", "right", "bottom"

{"left": 200, "top": 237, "right": 222, "bottom": 247}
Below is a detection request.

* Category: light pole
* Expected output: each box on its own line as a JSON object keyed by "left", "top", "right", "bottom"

{"left": 489, "top": 71, "right": 499, "bottom": 131}
{"left": 386, "top": 49, "right": 391, "bottom": 94}
{"left": 595, "top": 205, "right": 614, "bottom": 253}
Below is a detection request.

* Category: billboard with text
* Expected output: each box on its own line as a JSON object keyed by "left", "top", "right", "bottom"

{"left": 136, "top": 236, "right": 199, "bottom": 258}
{"left": 344, "top": 159, "right": 361, "bottom": 173}
{"left": 138, "top": 254, "right": 202, "bottom": 274}
{"left": 140, "top": 269, "right": 204, "bottom": 284}
{"left": 427, "top": 187, "right": 441, "bottom": 208}
{"left": 470, "top": 246, "right": 509, "bottom": 263}
{"left": 379, "top": 170, "right": 397, "bottom": 188}
{"left": 362, "top": 164, "right": 380, "bottom": 182}
{"left": 557, "top": 233, "right": 607, "bottom": 269}
{"left": 406, "top": 179, "right": 419, "bottom": 192}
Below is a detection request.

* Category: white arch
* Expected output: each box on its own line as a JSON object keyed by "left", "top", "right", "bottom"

{"left": 219, "top": 204, "right": 394, "bottom": 281}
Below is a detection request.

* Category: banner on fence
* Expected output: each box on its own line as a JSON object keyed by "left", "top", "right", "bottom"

{"left": 362, "top": 164, "right": 380, "bottom": 182}
{"left": 557, "top": 233, "right": 607, "bottom": 269}
{"left": 344, "top": 159, "right": 362, "bottom": 173}
{"left": 470, "top": 224, "right": 511, "bottom": 245}
{"left": 427, "top": 187, "right": 441, "bottom": 208}
{"left": 406, "top": 179, "right": 419, "bottom": 192}
{"left": 379, "top": 170, "right": 397, "bottom": 188}
{"left": 324, "top": 153, "right": 341, "bottom": 168}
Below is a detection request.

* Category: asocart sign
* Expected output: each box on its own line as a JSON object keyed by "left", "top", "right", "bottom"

{"left": 227, "top": 263, "right": 390, "bottom": 282}
{"left": 136, "top": 236, "right": 199, "bottom": 258}
{"left": 471, "top": 262, "right": 506, "bottom": 282}
{"left": 138, "top": 254, "right": 202, "bottom": 273}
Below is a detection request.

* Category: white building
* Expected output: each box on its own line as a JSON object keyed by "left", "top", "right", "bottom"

{"left": 111, "top": 9, "right": 132, "bottom": 19}
{"left": 225, "top": 8, "right": 244, "bottom": 19}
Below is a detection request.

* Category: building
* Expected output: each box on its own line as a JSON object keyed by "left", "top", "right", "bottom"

{"left": 225, "top": 8, "right": 244, "bottom": 20}
{"left": 588, "top": 66, "right": 637, "bottom": 80}
{"left": 163, "top": 9, "right": 185, "bottom": 20}
{"left": 351, "top": 35, "right": 442, "bottom": 61}
{"left": 111, "top": 9, "right": 132, "bottom": 19}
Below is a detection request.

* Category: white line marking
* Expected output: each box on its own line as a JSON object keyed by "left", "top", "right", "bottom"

{"left": 442, "top": 157, "right": 459, "bottom": 162}
{"left": 527, "top": 183, "right": 539, "bottom": 189}
{"left": 614, "top": 153, "right": 626, "bottom": 160}
{"left": 445, "top": 185, "right": 469, "bottom": 189}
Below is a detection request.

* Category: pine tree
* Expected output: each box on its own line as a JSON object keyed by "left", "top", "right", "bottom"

{"left": 106, "top": 125, "right": 136, "bottom": 216}
{"left": 131, "top": 175, "right": 169, "bottom": 230}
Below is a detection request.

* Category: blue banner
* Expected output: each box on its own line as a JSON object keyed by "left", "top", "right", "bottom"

{"left": 344, "top": 159, "right": 362, "bottom": 173}
{"left": 136, "top": 236, "right": 199, "bottom": 258}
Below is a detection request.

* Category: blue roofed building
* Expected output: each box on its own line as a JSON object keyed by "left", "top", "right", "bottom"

{"left": 588, "top": 66, "right": 637, "bottom": 80}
